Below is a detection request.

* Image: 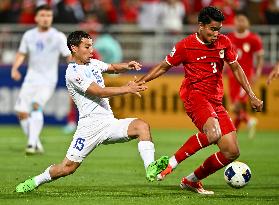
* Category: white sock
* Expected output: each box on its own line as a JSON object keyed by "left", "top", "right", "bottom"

{"left": 34, "top": 166, "right": 52, "bottom": 186}
{"left": 186, "top": 172, "right": 199, "bottom": 182}
{"left": 20, "top": 118, "right": 29, "bottom": 138}
{"left": 138, "top": 141, "right": 155, "bottom": 169}
{"left": 28, "top": 110, "right": 44, "bottom": 147}
{"left": 169, "top": 156, "right": 178, "bottom": 169}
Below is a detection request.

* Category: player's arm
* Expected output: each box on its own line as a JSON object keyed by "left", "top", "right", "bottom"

{"left": 252, "top": 50, "right": 264, "bottom": 84}
{"left": 105, "top": 61, "right": 142, "bottom": 74}
{"left": 229, "top": 61, "right": 263, "bottom": 112}
{"left": 267, "top": 63, "right": 279, "bottom": 85}
{"left": 11, "top": 52, "right": 26, "bottom": 81}
{"left": 86, "top": 81, "right": 147, "bottom": 98}
{"left": 136, "top": 60, "right": 172, "bottom": 83}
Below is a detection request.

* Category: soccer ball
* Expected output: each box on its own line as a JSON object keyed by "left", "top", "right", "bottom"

{"left": 224, "top": 161, "right": 252, "bottom": 188}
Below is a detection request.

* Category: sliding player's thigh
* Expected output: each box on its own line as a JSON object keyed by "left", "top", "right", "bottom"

{"left": 102, "top": 118, "right": 137, "bottom": 144}
{"left": 66, "top": 117, "right": 136, "bottom": 162}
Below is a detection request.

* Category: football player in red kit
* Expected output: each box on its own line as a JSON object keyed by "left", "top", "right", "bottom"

{"left": 227, "top": 13, "right": 264, "bottom": 138}
{"left": 136, "top": 6, "right": 263, "bottom": 195}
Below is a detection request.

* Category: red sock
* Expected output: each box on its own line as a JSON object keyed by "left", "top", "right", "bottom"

{"left": 194, "top": 151, "right": 232, "bottom": 180}
{"left": 174, "top": 133, "right": 210, "bottom": 163}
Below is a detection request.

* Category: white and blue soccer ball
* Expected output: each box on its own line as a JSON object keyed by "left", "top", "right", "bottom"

{"left": 224, "top": 161, "right": 252, "bottom": 188}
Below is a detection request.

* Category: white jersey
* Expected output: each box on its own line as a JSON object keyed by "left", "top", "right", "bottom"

{"left": 65, "top": 59, "right": 113, "bottom": 119}
{"left": 19, "top": 27, "right": 71, "bottom": 86}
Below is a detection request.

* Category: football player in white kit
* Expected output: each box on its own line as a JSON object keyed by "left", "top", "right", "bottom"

{"left": 15, "top": 30, "right": 169, "bottom": 192}
{"left": 11, "top": 5, "right": 71, "bottom": 154}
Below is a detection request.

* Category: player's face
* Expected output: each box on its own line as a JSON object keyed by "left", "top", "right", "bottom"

{"left": 234, "top": 15, "right": 249, "bottom": 33}
{"left": 35, "top": 10, "right": 53, "bottom": 31}
{"left": 72, "top": 38, "right": 93, "bottom": 64}
{"left": 199, "top": 20, "right": 222, "bottom": 44}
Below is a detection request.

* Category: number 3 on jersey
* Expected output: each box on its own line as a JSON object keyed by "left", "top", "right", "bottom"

{"left": 211, "top": 62, "right": 217, "bottom": 73}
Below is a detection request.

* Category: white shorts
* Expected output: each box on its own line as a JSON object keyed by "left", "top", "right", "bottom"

{"left": 14, "top": 84, "right": 55, "bottom": 113}
{"left": 66, "top": 116, "right": 137, "bottom": 163}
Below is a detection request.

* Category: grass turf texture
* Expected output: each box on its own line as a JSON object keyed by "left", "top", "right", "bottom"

{"left": 0, "top": 125, "right": 278, "bottom": 205}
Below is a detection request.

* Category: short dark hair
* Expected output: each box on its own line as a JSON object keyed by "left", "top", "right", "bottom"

{"left": 35, "top": 4, "right": 52, "bottom": 15}
{"left": 198, "top": 6, "right": 225, "bottom": 24}
{"left": 67, "top": 30, "right": 92, "bottom": 53}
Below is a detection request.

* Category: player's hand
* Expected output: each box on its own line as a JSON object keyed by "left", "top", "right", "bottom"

{"left": 11, "top": 69, "right": 21, "bottom": 81}
{"left": 267, "top": 67, "right": 279, "bottom": 85}
{"left": 126, "top": 80, "right": 147, "bottom": 97}
{"left": 127, "top": 61, "right": 142, "bottom": 71}
{"left": 249, "top": 95, "right": 263, "bottom": 112}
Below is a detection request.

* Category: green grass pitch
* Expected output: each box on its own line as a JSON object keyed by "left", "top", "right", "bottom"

{"left": 0, "top": 125, "right": 278, "bottom": 205}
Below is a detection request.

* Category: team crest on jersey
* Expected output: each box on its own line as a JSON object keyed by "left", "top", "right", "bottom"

{"left": 75, "top": 76, "right": 83, "bottom": 84}
{"left": 219, "top": 49, "right": 224, "bottom": 58}
{"left": 243, "top": 43, "right": 250, "bottom": 52}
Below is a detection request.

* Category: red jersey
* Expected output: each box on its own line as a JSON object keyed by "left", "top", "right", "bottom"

{"left": 166, "top": 33, "right": 237, "bottom": 103}
{"left": 227, "top": 31, "right": 263, "bottom": 77}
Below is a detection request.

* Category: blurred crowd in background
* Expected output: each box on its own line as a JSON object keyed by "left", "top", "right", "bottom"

{"left": 1, "top": 0, "right": 279, "bottom": 32}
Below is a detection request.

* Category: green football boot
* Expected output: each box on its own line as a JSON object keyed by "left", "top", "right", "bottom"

{"left": 146, "top": 156, "right": 169, "bottom": 182}
{"left": 16, "top": 177, "right": 37, "bottom": 193}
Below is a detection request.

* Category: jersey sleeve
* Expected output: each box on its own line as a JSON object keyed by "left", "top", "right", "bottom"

{"left": 252, "top": 34, "right": 263, "bottom": 53}
{"left": 224, "top": 36, "right": 238, "bottom": 64}
{"left": 90, "top": 59, "right": 109, "bottom": 73}
{"left": 58, "top": 32, "right": 71, "bottom": 57}
{"left": 165, "top": 40, "right": 185, "bottom": 66}
{"left": 18, "top": 32, "right": 28, "bottom": 54}
{"left": 67, "top": 67, "right": 93, "bottom": 93}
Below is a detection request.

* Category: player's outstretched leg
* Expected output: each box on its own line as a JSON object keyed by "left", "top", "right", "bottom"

{"left": 146, "top": 156, "right": 169, "bottom": 182}
{"left": 16, "top": 159, "right": 80, "bottom": 193}
{"left": 16, "top": 177, "right": 37, "bottom": 193}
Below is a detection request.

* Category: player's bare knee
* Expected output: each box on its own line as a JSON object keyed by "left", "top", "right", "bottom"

{"left": 32, "top": 102, "right": 40, "bottom": 111}
{"left": 17, "top": 112, "right": 29, "bottom": 120}
{"left": 204, "top": 128, "right": 221, "bottom": 144}
{"left": 133, "top": 119, "right": 151, "bottom": 137}
{"left": 203, "top": 117, "right": 222, "bottom": 143}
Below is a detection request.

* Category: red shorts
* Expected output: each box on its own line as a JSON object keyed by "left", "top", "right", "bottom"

{"left": 181, "top": 91, "right": 236, "bottom": 135}
{"left": 228, "top": 71, "right": 251, "bottom": 104}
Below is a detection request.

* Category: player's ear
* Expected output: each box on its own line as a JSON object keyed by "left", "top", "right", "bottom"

{"left": 34, "top": 15, "right": 39, "bottom": 24}
{"left": 199, "top": 22, "right": 204, "bottom": 30}
{"left": 71, "top": 45, "right": 77, "bottom": 53}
